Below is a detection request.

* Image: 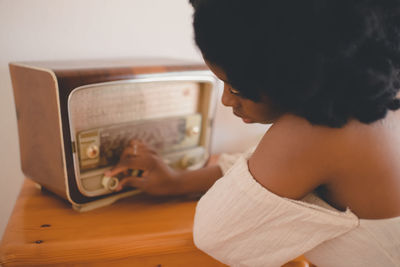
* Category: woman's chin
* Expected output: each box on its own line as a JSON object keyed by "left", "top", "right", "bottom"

{"left": 242, "top": 117, "right": 255, "bottom": 123}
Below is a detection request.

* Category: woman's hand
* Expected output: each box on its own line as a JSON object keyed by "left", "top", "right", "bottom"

{"left": 104, "top": 140, "right": 181, "bottom": 196}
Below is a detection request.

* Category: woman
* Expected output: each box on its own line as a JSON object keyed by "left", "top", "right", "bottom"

{"left": 106, "top": 1, "right": 400, "bottom": 266}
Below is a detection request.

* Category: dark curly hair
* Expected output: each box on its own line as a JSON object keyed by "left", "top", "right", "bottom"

{"left": 190, "top": 0, "right": 400, "bottom": 127}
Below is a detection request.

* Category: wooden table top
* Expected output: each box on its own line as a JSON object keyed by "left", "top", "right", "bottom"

{"left": 0, "top": 179, "right": 313, "bottom": 267}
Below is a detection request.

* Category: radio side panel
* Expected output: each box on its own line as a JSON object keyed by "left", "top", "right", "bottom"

{"left": 10, "top": 63, "right": 67, "bottom": 198}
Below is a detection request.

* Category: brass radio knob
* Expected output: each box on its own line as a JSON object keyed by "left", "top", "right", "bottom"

{"left": 86, "top": 144, "right": 99, "bottom": 159}
{"left": 186, "top": 126, "right": 200, "bottom": 137}
{"left": 102, "top": 176, "right": 119, "bottom": 191}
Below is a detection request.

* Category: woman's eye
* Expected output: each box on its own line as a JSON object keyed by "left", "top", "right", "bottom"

{"left": 228, "top": 87, "right": 241, "bottom": 96}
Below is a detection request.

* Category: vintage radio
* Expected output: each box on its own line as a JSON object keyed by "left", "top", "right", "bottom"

{"left": 10, "top": 58, "right": 220, "bottom": 211}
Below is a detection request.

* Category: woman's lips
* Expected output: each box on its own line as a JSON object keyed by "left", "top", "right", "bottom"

{"left": 233, "top": 111, "right": 253, "bottom": 123}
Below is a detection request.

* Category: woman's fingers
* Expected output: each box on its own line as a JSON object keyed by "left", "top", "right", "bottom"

{"left": 115, "top": 176, "right": 146, "bottom": 191}
{"left": 105, "top": 154, "right": 153, "bottom": 177}
{"left": 121, "top": 142, "right": 141, "bottom": 159}
{"left": 104, "top": 164, "right": 128, "bottom": 177}
{"left": 121, "top": 140, "right": 157, "bottom": 160}
{"left": 104, "top": 139, "right": 160, "bottom": 190}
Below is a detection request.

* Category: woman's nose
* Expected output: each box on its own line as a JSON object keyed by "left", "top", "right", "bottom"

{"left": 221, "top": 87, "right": 239, "bottom": 107}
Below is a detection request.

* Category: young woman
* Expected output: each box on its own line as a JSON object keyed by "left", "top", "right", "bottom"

{"left": 106, "top": 1, "right": 400, "bottom": 266}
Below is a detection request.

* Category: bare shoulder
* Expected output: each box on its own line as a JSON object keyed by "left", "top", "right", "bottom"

{"left": 249, "top": 112, "right": 400, "bottom": 217}
{"left": 248, "top": 114, "right": 342, "bottom": 200}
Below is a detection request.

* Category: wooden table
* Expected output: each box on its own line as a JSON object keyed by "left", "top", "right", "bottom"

{"left": 0, "top": 179, "right": 312, "bottom": 267}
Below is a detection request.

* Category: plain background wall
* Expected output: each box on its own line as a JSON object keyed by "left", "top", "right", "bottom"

{"left": 0, "top": 0, "right": 268, "bottom": 239}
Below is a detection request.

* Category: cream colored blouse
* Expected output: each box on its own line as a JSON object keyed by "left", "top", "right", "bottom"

{"left": 193, "top": 151, "right": 400, "bottom": 267}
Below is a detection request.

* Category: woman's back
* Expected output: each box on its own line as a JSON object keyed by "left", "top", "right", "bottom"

{"left": 317, "top": 108, "right": 400, "bottom": 219}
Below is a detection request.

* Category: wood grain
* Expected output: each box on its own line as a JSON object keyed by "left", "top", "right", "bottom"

{"left": 0, "top": 179, "right": 223, "bottom": 266}
{"left": 0, "top": 179, "right": 314, "bottom": 266}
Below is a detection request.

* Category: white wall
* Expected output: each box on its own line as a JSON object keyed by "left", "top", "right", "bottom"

{"left": 0, "top": 0, "right": 268, "bottom": 239}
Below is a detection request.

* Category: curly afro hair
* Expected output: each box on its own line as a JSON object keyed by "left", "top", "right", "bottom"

{"left": 190, "top": 0, "right": 400, "bottom": 127}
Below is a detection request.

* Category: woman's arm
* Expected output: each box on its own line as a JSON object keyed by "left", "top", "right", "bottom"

{"left": 174, "top": 164, "right": 223, "bottom": 195}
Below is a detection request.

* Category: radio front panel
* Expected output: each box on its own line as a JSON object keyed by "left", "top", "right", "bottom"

{"left": 68, "top": 76, "right": 217, "bottom": 197}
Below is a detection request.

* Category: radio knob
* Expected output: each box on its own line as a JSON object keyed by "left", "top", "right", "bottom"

{"left": 102, "top": 176, "right": 119, "bottom": 191}
{"left": 86, "top": 145, "right": 99, "bottom": 159}
{"left": 186, "top": 126, "right": 200, "bottom": 137}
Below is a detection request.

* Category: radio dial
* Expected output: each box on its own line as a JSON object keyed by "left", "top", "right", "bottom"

{"left": 86, "top": 145, "right": 99, "bottom": 159}
{"left": 186, "top": 126, "right": 200, "bottom": 137}
{"left": 102, "top": 176, "right": 119, "bottom": 191}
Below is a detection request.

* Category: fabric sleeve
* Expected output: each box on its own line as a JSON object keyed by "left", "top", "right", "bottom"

{"left": 217, "top": 146, "right": 256, "bottom": 175}
{"left": 193, "top": 156, "right": 359, "bottom": 267}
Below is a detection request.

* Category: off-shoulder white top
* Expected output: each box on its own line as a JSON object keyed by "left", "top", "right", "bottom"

{"left": 193, "top": 152, "right": 400, "bottom": 267}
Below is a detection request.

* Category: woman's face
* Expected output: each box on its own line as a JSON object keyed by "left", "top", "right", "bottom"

{"left": 205, "top": 61, "right": 282, "bottom": 124}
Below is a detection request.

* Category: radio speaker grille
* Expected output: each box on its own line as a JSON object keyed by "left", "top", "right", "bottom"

{"left": 69, "top": 81, "right": 200, "bottom": 132}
